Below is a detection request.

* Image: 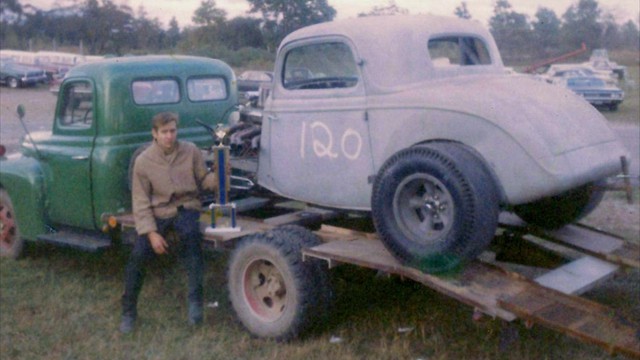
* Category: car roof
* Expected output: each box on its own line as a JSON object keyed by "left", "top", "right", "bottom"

{"left": 279, "top": 14, "right": 504, "bottom": 90}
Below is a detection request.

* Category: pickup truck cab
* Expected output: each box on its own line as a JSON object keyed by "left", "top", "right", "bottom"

{"left": 233, "top": 15, "right": 628, "bottom": 271}
{"left": 0, "top": 55, "right": 237, "bottom": 258}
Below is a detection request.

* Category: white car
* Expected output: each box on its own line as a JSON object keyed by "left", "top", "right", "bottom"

{"left": 237, "top": 15, "right": 629, "bottom": 271}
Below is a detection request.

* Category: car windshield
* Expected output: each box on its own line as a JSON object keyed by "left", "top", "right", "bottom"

{"left": 568, "top": 78, "right": 605, "bottom": 87}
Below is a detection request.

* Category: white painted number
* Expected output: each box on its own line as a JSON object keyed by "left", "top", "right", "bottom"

{"left": 300, "top": 121, "right": 363, "bottom": 160}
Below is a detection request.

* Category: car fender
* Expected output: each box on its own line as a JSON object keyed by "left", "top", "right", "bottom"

{"left": 0, "top": 155, "right": 48, "bottom": 241}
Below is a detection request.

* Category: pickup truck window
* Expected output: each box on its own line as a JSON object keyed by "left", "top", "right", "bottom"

{"left": 187, "top": 77, "right": 227, "bottom": 101}
{"left": 132, "top": 79, "right": 180, "bottom": 105}
{"left": 428, "top": 36, "right": 491, "bottom": 67}
{"left": 283, "top": 42, "right": 358, "bottom": 90}
{"left": 58, "top": 80, "right": 93, "bottom": 128}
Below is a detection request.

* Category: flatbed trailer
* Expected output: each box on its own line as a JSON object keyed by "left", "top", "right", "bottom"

{"left": 114, "top": 198, "right": 640, "bottom": 358}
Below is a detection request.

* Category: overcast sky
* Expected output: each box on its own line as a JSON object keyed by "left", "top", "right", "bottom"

{"left": 27, "top": 0, "right": 639, "bottom": 29}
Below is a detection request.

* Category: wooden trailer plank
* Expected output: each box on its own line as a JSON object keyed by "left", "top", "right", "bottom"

{"left": 304, "top": 239, "right": 524, "bottom": 321}
{"left": 305, "top": 236, "right": 640, "bottom": 359}
{"left": 499, "top": 213, "right": 640, "bottom": 269}
{"left": 533, "top": 256, "right": 619, "bottom": 295}
{"left": 500, "top": 286, "right": 640, "bottom": 359}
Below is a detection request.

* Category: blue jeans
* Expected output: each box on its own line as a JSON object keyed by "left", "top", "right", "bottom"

{"left": 121, "top": 208, "right": 203, "bottom": 318}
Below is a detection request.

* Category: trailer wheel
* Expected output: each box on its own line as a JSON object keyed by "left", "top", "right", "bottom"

{"left": 513, "top": 182, "right": 605, "bottom": 229}
{"left": 0, "top": 189, "right": 24, "bottom": 259}
{"left": 372, "top": 143, "right": 500, "bottom": 273}
{"left": 227, "top": 229, "right": 330, "bottom": 341}
{"left": 270, "top": 225, "right": 333, "bottom": 313}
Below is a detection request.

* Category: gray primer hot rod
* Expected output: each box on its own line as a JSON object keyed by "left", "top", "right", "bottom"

{"left": 231, "top": 14, "right": 628, "bottom": 271}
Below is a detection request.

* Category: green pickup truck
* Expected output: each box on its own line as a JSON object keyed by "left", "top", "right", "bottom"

{"left": 0, "top": 55, "right": 237, "bottom": 258}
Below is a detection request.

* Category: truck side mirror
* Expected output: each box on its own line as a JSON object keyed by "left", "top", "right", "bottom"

{"left": 16, "top": 105, "right": 25, "bottom": 119}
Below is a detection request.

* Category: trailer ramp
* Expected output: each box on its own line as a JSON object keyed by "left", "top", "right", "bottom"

{"left": 304, "top": 226, "right": 640, "bottom": 359}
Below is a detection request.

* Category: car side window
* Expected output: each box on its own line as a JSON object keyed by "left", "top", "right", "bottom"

{"left": 283, "top": 42, "right": 359, "bottom": 90}
{"left": 428, "top": 36, "right": 491, "bottom": 67}
{"left": 58, "top": 81, "right": 94, "bottom": 128}
{"left": 132, "top": 79, "right": 180, "bottom": 105}
{"left": 187, "top": 77, "right": 227, "bottom": 102}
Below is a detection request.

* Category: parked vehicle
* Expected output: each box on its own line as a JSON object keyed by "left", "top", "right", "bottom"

{"left": 0, "top": 55, "right": 237, "bottom": 258}
{"left": 237, "top": 70, "right": 273, "bottom": 93}
{"left": 559, "top": 76, "right": 625, "bottom": 111}
{"left": 0, "top": 58, "right": 48, "bottom": 88}
{"left": 232, "top": 15, "right": 628, "bottom": 273}
{"left": 541, "top": 64, "right": 618, "bottom": 85}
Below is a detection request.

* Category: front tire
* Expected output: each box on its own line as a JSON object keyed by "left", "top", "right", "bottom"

{"left": 0, "top": 189, "right": 24, "bottom": 259}
{"left": 227, "top": 229, "right": 330, "bottom": 341}
{"left": 372, "top": 143, "right": 500, "bottom": 273}
{"left": 513, "top": 182, "right": 605, "bottom": 229}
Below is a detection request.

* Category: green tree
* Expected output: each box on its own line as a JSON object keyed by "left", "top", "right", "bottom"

{"left": 192, "top": 0, "right": 227, "bottom": 27}
{"left": 166, "top": 17, "right": 181, "bottom": 48}
{"left": 218, "top": 17, "right": 265, "bottom": 50}
{"left": 358, "top": 0, "right": 409, "bottom": 17}
{"left": 532, "top": 7, "right": 561, "bottom": 56}
{"left": 489, "top": 0, "right": 533, "bottom": 61}
{"left": 454, "top": 2, "right": 472, "bottom": 19}
{"left": 619, "top": 20, "right": 640, "bottom": 50}
{"left": 247, "top": 0, "right": 336, "bottom": 50}
{"left": 561, "top": 0, "right": 602, "bottom": 52}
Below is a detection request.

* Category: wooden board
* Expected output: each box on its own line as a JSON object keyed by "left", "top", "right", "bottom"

{"left": 500, "top": 286, "right": 640, "bottom": 359}
{"left": 304, "top": 237, "right": 640, "bottom": 358}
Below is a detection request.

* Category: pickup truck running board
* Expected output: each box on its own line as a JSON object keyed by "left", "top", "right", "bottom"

{"left": 37, "top": 229, "right": 111, "bottom": 252}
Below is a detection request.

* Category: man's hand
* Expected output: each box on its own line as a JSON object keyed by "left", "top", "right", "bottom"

{"left": 148, "top": 231, "right": 169, "bottom": 255}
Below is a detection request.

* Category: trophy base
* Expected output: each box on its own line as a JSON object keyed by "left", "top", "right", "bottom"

{"left": 205, "top": 226, "right": 242, "bottom": 234}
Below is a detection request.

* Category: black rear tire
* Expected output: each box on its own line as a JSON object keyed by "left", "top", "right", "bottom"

{"left": 372, "top": 143, "right": 500, "bottom": 273}
{"left": 513, "top": 182, "right": 605, "bottom": 229}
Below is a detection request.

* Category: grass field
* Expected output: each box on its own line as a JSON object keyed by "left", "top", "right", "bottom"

{"left": 1, "top": 64, "right": 639, "bottom": 360}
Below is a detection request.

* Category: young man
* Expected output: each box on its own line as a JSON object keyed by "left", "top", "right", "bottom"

{"left": 120, "top": 112, "right": 216, "bottom": 333}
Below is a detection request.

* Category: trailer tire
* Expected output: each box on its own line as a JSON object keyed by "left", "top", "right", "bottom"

{"left": 271, "top": 225, "right": 333, "bottom": 313}
{"left": 513, "top": 182, "right": 605, "bottom": 229}
{"left": 372, "top": 143, "right": 500, "bottom": 273}
{"left": 227, "top": 229, "right": 330, "bottom": 341}
{"left": 0, "top": 189, "right": 24, "bottom": 259}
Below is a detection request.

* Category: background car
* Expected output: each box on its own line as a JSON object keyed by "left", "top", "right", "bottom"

{"left": 0, "top": 58, "right": 48, "bottom": 88}
{"left": 560, "top": 76, "right": 624, "bottom": 111}
{"left": 237, "top": 70, "right": 273, "bottom": 93}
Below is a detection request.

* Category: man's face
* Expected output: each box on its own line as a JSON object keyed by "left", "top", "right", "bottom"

{"left": 152, "top": 121, "right": 177, "bottom": 152}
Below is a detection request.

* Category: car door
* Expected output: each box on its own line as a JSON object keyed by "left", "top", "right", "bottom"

{"left": 45, "top": 79, "right": 97, "bottom": 229}
{"left": 259, "top": 38, "right": 373, "bottom": 210}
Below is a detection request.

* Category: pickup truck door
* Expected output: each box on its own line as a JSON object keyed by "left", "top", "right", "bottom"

{"left": 45, "top": 80, "right": 97, "bottom": 229}
{"left": 261, "top": 40, "right": 373, "bottom": 210}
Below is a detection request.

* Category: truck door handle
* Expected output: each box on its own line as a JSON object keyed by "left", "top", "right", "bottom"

{"left": 268, "top": 115, "right": 279, "bottom": 122}
{"left": 72, "top": 155, "right": 88, "bottom": 160}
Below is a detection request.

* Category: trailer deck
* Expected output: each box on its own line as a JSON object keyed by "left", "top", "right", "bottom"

{"left": 114, "top": 200, "right": 640, "bottom": 358}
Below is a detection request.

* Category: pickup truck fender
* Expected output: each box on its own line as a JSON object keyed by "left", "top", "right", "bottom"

{"left": 0, "top": 155, "right": 48, "bottom": 241}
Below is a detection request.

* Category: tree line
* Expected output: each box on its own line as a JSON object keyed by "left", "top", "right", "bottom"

{"left": 0, "top": 0, "right": 638, "bottom": 68}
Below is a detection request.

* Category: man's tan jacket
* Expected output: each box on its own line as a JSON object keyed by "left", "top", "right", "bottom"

{"left": 132, "top": 141, "right": 217, "bottom": 235}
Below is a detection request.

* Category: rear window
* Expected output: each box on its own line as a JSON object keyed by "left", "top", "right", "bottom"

{"left": 132, "top": 79, "right": 180, "bottom": 105}
{"left": 428, "top": 36, "right": 491, "bottom": 67}
{"left": 187, "top": 77, "right": 227, "bottom": 101}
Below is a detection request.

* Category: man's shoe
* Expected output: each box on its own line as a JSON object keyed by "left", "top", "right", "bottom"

{"left": 119, "top": 315, "right": 136, "bottom": 334}
{"left": 188, "top": 302, "right": 203, "bottom": 326}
